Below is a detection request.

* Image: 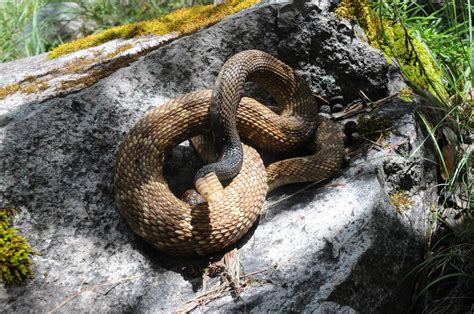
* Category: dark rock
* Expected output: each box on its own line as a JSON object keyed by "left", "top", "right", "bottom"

{"left": 465, "top": 132, "right": 474, "bottom": 144}
{"left": 332, "top": 103, "right": 344, "bottom": 112}
{"left": 319, "top": 104, "right": 332, "bottom": 114}
{"left": 329, "top": 95, "right": 345, "bottom": 105}
{"left": 277, "top": 4, "right": 389, "bottom": 100}
{"left": 350, "top": 132, "right": 364, "bottom": 144}
{"left": 344, "top": 120, "right": 358, "bottom": 137}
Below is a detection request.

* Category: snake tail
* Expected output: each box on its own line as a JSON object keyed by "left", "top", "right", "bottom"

{"left": 267, "top": 117, "right": 345, "bottom": 191}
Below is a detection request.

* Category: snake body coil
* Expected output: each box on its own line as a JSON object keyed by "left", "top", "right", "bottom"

{"left": 114, "top": 50, "right": 344, "bottom": 256}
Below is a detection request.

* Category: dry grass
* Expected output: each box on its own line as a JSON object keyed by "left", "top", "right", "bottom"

{"left": 390, "top": 190, "right": 414, "bottom": 213}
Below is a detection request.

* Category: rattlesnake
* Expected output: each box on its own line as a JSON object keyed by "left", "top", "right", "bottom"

{"left": 114, "top": 50, "right": 344, "bottom": 256}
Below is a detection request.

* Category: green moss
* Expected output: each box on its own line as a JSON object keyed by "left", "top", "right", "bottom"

{"left": 59, "top": 71, "right": 102, "bottom": 90}
{"left": 0, "top": 209, "right": 34, "bottom": 286}
{"left": 48, "top": 0, "right": 259, "bottom": 59}
{"left": 48, "top": 24, "right": 140, "bottom": 59}
{"left": 60, "top": 43, "right": 134, "bottom": 76}
{"left": 357, "top": 115, "right": 393, "bottom": 142}
{"left": 335, "top": 0, "right": 377, "bottom": 42}
{"left": 335, "top": 0, "right": 447, "bottom": 100}
{"left": 390, "top": 190, "right": 414, "bottom": 213}
{"left": 0, "top": 0, "right": 260, "bottom": 98}
{"left": 399, "top": 87, "right": 413, "bottom": 103}
{"left": 63, "top": 56, "right": 97, "bottom": 74}
{"left": 376, "top": 22, "right": 447, "bottom": 99}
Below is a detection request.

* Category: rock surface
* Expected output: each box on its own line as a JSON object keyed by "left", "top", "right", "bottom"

{"left": 0, "top": 2, "right": 436, "bottom": 313}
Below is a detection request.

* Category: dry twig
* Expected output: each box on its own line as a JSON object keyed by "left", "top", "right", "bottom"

{"left": 174, "top": 250, "right": 276, "bottom": 313}
{"left": 48, "top": 274, "right": 142, "bottom": 314}
{"left": 333, "top": 93, "right": 399, "bottom": 120}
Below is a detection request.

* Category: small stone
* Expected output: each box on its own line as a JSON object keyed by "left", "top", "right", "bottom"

{"left": 351, "top": 132, "right": 363, "bottom": 144}
{"left": 319, "top": 105, "right": 331, "bottom": 114}
{"left": 329, "top": 95, "right": 344, "bottom": 105}
{"left": 345, "top": 132, "right": 363, "bottom": 146}
{"left": 464, "top": 133, "right": 474, "bottom": 144}
{"left": 344, "top": 121, "right": 358, "bottom": 137}
{"left": 332, "top": 86, "right": 342, "bottom": 95}
{"left": 332, "top": 104, "right": 344, "bottom": 112}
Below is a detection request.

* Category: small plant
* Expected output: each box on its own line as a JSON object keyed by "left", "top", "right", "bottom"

{"left": 356, "top": 115, "right": 392, "bottom": 143}
{"left": 0, "top": 0, "right": 48, "bottom": 63}
{"left": 0, "top": 208, "right": 34, "bottom": 286}
{"left": 390, "top": 190, "right": 414, "bottom": 213}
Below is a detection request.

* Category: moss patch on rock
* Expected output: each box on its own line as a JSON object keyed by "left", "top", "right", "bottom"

{"left": 58, "top": 44, "right": 158, "bottom": 91}
{"left": 48, "top": 0, "right": 259, "bottom": 59}
{"left": 335, "top": 0, "right": 447, "bottom": 99}
{"left": 3, "top": 1, "right": 259, "bottom": 99}
{"left": 335, "top": 0, "right": 377, "bottom": 42}
{"left": 0, "top": 43, "right": 138, "bottom": 100}
{"left": 0, "top": 209, "right": 34, "bottom": 286}
{"left": 376, "top": 22, "right": 447, "bottom": 99}
{"left": 399, "top": 87, "right": 414, "bottom": 103}
{"left": 0, "top": 83, "right": 21, "bottom": 100}
{"left": 0, "top": 79, "right": 49, "bottom": 100}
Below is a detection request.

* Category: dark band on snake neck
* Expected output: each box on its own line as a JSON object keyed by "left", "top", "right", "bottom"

{"left": 194, "top": 50, "right": 318, "bottom": 183}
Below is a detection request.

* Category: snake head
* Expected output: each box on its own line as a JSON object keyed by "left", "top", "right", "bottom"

{"left": 194, "top": 172, "right": 224, "bottom": 203}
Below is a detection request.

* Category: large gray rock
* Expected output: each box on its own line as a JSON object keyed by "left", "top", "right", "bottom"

{"left": 0, "top": 2, "right": 436, "bottom": 312}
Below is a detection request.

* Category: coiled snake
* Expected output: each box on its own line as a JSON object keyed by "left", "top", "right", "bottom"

{"left": 114, "top": 50, "right": 344, "bottom": 256}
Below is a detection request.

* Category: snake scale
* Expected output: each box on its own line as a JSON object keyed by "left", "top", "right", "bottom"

{"left": 114, "top": 50, "right": 345, "bottom": 256}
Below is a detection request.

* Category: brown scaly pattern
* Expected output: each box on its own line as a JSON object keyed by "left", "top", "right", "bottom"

{"left": 196, "top": 50, "right": 319, "bottom": 181}
{"left": 114, "top": 51, "right": 344, "bottom": 257}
